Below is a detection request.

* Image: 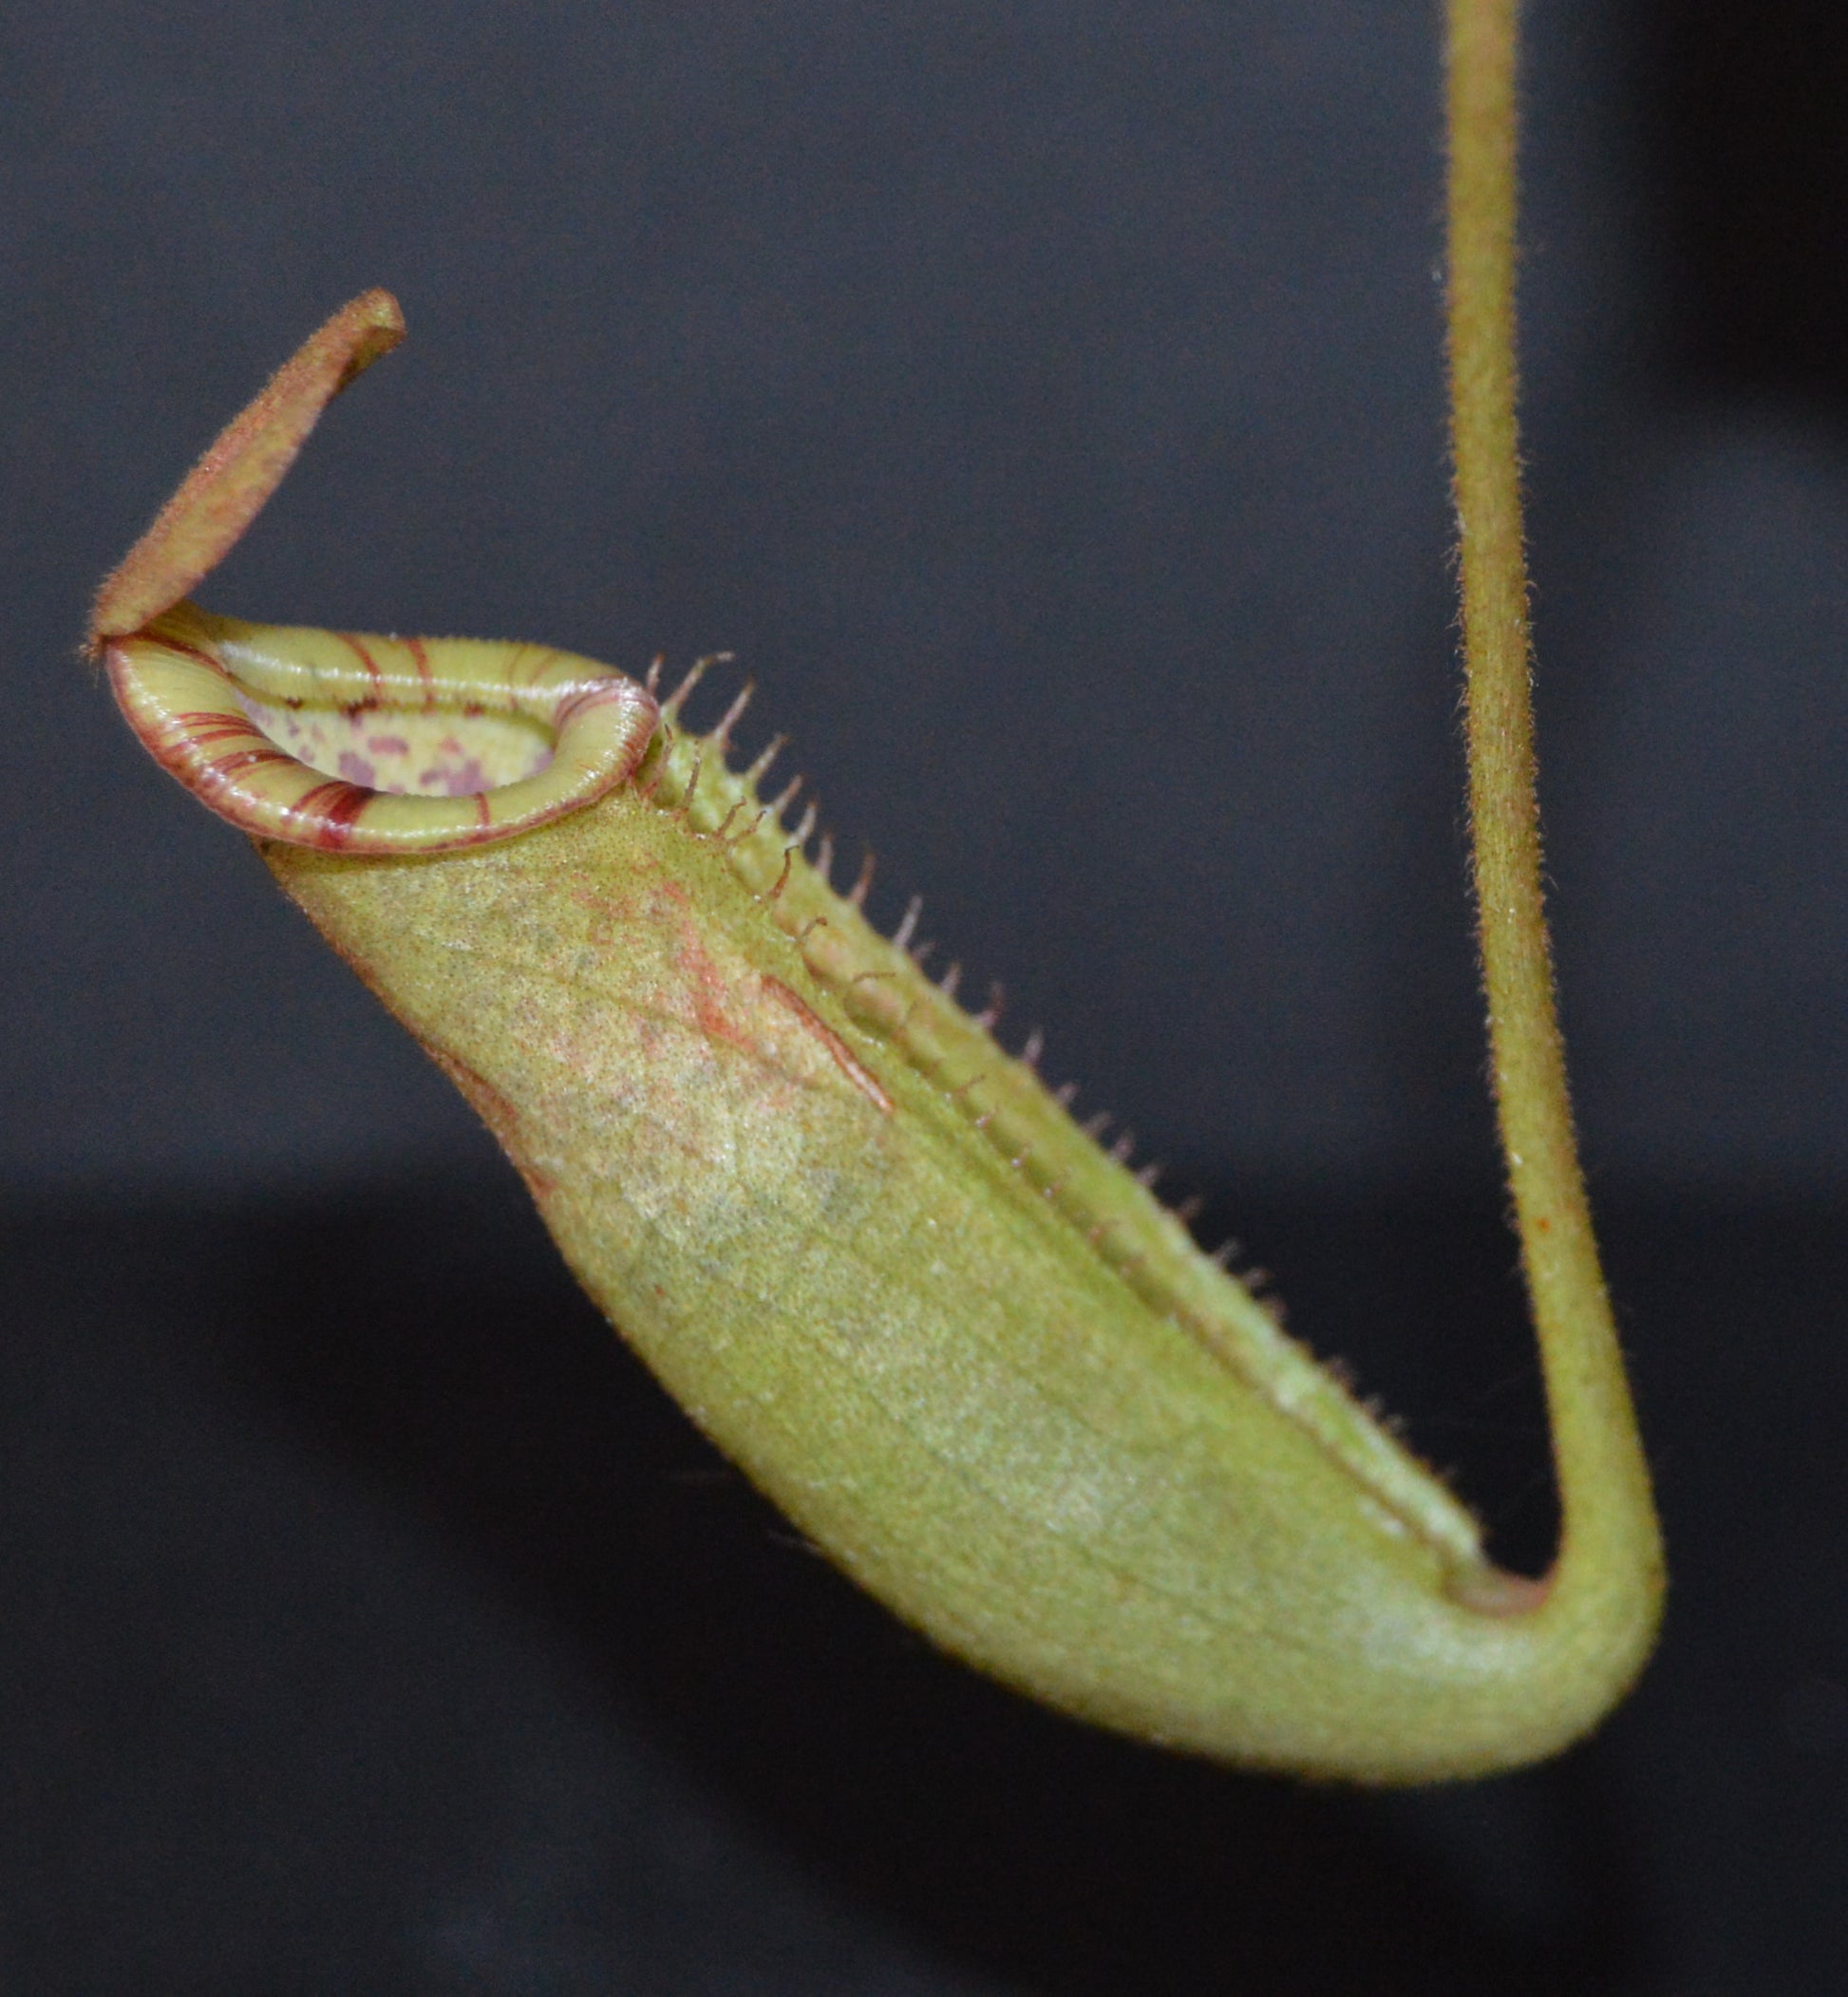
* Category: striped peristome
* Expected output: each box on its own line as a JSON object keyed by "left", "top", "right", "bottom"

{"left": 104, "top": 601, "right": 659, "bottom": 854}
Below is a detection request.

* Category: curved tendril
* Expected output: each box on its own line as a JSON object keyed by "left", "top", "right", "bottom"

{"left": 89, "top": 290, "right": 659, "bottom": 853}
{"left": 1446, "top": 0, "right": 1664, "bottom": 1645}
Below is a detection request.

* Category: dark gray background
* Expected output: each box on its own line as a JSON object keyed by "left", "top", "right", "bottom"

{"left": 6, "top": 3, "right": 1848, "bottom": 1991}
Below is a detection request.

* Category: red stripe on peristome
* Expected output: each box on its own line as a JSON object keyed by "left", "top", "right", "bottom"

{"left": 552, "top": 680, "right": 622, "bottom": 729}
{"left": 405, "top": 635, "right": 437, "bottom": 710}
{"left": 144, "top": 635, "right": 228, "bottom": 676}
{"left": 173, "top": 720, "right": 265, "bottom": 749}
{"left": 290, "top": 779, "right": 373, "bottom": 847}
{"left": 205, "top": 746, "right": 296, "bottom": 780}
{"left": 336, "top": 631, "right": 386, "bottom": 709}
{"left": 106, "top": 645, "right": 229, "bottom": 780}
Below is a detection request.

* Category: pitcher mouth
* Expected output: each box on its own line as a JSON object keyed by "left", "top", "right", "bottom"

{"left": 85, "top": 287, "right": 658, "bottom": 855}
{"left": 104, "top": 600, "right": 659, "bottom": 854}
